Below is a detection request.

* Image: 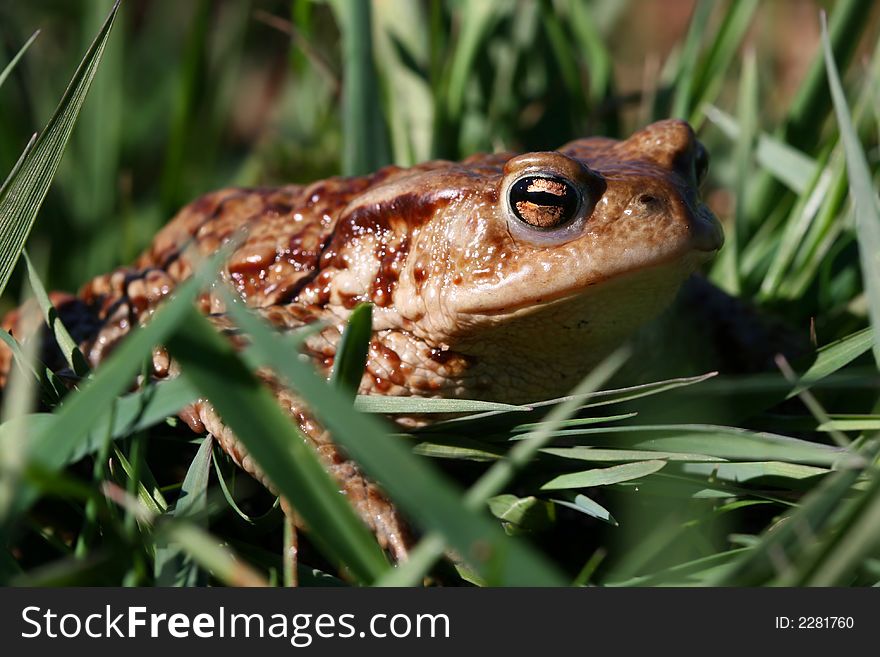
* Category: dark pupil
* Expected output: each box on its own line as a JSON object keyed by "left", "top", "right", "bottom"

{"left": 509, "top": 176, "right": 578, "bottom": 229}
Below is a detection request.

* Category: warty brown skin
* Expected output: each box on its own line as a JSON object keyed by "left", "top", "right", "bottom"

{"left": 0, "top": 119, "right": 722, "bottom": 562}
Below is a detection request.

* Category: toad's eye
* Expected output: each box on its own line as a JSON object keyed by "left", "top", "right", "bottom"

{"left": 508, "top": 175, "right": 580, "bottom": 229}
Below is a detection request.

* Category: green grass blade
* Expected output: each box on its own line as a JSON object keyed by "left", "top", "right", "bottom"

{"left": 704, "top": 105, "right": 818, "bottom": 194}
{"left": 372, "top": 0, "right": 432, "bottom": 165}
{"left": 155, "top": 435, "right": 213, "bottom": 586}
{"left": 487, "top": 494, "right": 554, "bottom": 533}
{"left": 0, "top": 1, "right": 121, "bottom": 298}
{"left": 158, "top": 0, "right": 210, "bottom": 213}
{"left": 745, "top": 0, "right": 871, "bottom": 226}
{"left": 567, "top": 0, "right": 614, "bottom": 113}
{"left": 22, "top": 251, "right": 90, "bottom": 377}
{"left": 551, "top": 493, "right": 617, "bottom": 526}
{"left": 330, "top": 303, "right": 371, "bottom": 399}
{"left": 822, "top": 14, "right": 880, "bottom": 368}
{"left": 0, "top": 30, "right": 39, "bottom": 91}
{"left": 530, "top": 423, "right": 854, "bottom": 467}
{"left": 540, "top": 459, "right": 667, "bottom": 491}
{"left": 712, "top": 48, "right": 756, "bottom": 294}
{"left": 158, "top": 521, "right": 267, "bottom": 587}
{"left": 0, "top": 377, "right": 200, "bottom": 471}
{"left": 355, "top": 396, "right": 526, "bottom": 414}
{"left": 444, "top": 1, "right": 506, "bottom": 123}
{"left": 687, "top": 0, "right": 758, "bottom": 126}
{"left": 795, "top": 471, "right": 880, "bottom": 585}
{"left": 541, "top": 447, "right": 723, "bottom": 463}
{"left": 788, "top": 328, "right": 874, "bottom": 398}
{"left": 668, "top": 0, "right": 714, "bottom": 119}
{"left": 329, "top": 0, "right": 391, "bottom": 175}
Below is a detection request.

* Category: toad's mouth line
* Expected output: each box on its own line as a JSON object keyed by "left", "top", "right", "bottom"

{"left": 462, "top": 243, "right": 717, "bottom": 319}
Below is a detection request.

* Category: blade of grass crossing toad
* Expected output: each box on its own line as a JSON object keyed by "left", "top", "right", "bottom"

{"left": 165, "top": 307, "right": 389, "bottom": 584}
{"left": 330, "top": 303, "right": 371, "bottom": 399}
{"left": 0, "top": 1, "right": 121, "bottom": 298}
{"left": 822, "top": 14, "right": 880, "bottom": 369}
{"left": 23, "top": 251, "right": 89, "bottom": 376}
{"left": 0, "top": 30, "right": 39, "bottom": 91}
{"left": 222, "top": 292, "right": 566, "bottom": 585}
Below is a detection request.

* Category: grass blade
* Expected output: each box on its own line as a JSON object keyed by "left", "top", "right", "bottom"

{"left": 0, "top": 30, "right": 39, "bottom": 91}
{"left": 0, "top": 1, "right": 121, "bottom": 298}
{"left": 540, "top": 460, "right": 667, "bottom": 491}
{"left": 330, "top": 303, "right": 371, "bottom": 399}
{"left": 704, "top": 105, "right": 818, "bottom": 194}
{"left": 22, "top": 251, "right": 89, "bottom": 377}
{"left": 328, "top": 0, "right": 390, "bottom": 175}
{"left": 822, "top": 14, "right": 880, "bottom": 368}
{"left": 789, "top": 328, "right": 873, "bottom": 397}
{"left": 155, "top": 435, "right": 213, "bottom": 586}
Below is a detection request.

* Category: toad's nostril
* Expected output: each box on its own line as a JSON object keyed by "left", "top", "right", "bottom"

{"left": 639, "top": 194, "right": 659, "bottom": 206}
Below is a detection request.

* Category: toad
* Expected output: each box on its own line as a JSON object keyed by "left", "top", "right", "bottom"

{"left": 0, "top": 119, "right": 724, "bottom": 565}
